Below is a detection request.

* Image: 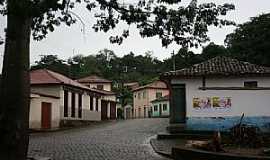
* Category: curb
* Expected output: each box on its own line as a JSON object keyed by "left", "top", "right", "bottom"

{"left": 149, "top": 138, "right": 172, "bottom": 159}
{"left": 172, "top": 147, "right": 270, "bottom": 160}
{"left": 29, "top": 120, "right": 115, "bottom": 134}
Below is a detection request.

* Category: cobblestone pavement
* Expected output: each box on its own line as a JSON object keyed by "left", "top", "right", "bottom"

{"left": 28, "top": 118, "right": 170, "bottom": 160}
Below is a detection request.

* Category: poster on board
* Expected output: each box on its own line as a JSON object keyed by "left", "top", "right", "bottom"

{"left": 193, "top": 97, "right": 211, "bottom": 110}
{"left": 193, "top": 97, "right": 232, "bottom": 110}
{"left": 212, "top": 97, "right": 232, "bottom": 109}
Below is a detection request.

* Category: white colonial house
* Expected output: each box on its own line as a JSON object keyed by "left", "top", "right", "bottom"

{"left": 30, "top": 69, "right": 116, "bottom": 130}
{"left": 161, "top": 56, "right": 270, "bottom": 133}
{"left": 77, "top": 75, "right": 118, "bottom": 120}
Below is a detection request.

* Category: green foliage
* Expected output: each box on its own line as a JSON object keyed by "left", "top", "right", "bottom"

{"left": 162, "top": 48, "right": 204, "bottom": 71}
{"left": 201, "top": 42, "right": 230, "bottom": 59}
{"left": 113, "top": 85, "right": 133, "bottom": 106}
{"left": 1, "top": 0, "right": 235, "bottom": 48}
{"left": 225, "top": 13, "right": 270, "bottom": 66}
{"left": 31, "top": 55, "right": 70, "bottom": 77}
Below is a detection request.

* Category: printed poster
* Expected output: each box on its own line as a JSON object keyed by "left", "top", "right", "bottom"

{"left": 192, "top": 97, "right": 232, "bottom": 110}
{"left": 193, "top": 97, "right": 211, "bottom": 110}
{"left": 212, "top": 97, "right": 232, "bottom": 108}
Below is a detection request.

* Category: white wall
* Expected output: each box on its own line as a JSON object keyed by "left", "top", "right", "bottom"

{"left": 81, "top": 82, "right": 112, "bottom": 91}
{"left": 31, "top": 85, "right": 61, "bottom": 97}
{"left": 171, "top": 77, "right": 270, "bottom": 118}
{"left": 29, "top": 94, "right": 60, "bottom": 129}
{"left": 102, "top": 95, "right": 116, "bottom": 101}
{"left": 59, "top": 88, "right": 101, "bottom": 121}
{"left": 82, "top": 94, "right": 101, "bottom": 121}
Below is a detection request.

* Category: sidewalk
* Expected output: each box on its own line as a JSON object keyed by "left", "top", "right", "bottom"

{"left": 29, "top": 120, "right": 117, "bottom": 134}
{"left": 150, "top": 138, "right": 187, "bottom": 158}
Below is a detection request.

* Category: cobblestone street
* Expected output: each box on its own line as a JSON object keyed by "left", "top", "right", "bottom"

{"left": 28, "top": 118, "right": 170, "bottom": 160}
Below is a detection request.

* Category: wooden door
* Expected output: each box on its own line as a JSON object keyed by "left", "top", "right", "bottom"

{"left": 110, "top": 102, "right": 116, "bottom": 119}
{"left": 41, "top": 102, "right": 52, "bottom": 129}
{"left": 101, "top": 100, "right": 108, "bottom": 120}
{"left": 171, "top": 84, "right": 186, "bottom": 123}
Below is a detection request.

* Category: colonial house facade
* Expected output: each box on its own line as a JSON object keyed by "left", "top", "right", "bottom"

{"left": 161, "top": 56, "right": 270, "bottom": 133}
{"left": 77, "top": 75, "right": 112, "bottom": 91}
{"left": 133, "top": 80, "right": 169, "bottom": 118}
{"left": 77, "top": 75, "right": 118, "bottom": 120}
{"left": 30, "top": 69, "right": 115, "bottom": 130}
{"left": 150, "top": 95, "right": 170, "bottom": 118}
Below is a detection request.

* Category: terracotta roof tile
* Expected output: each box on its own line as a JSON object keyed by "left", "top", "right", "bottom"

{"left": 30, "top": 69, "right": 113, "bottom": 95}
{"left": 31, "top": 69, "right": 88, "bottom": 89}
{"left": 132, "top": 80, "right": 168, "bottom": 91}
{"left": 77, "top": 75, "right": 112, "bottom": 83}
{"left": 162, "top": 56, "right": 270, "bottom": 78}
{"left": 90, "top": 88, "right": 116, "bottom": 95}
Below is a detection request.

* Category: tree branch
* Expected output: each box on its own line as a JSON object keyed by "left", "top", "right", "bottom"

{"left": 33, "top": 0, "right": 67, "bottom": 16}
{"left": 68, "top": 10, "right": 86, "bottom": 34}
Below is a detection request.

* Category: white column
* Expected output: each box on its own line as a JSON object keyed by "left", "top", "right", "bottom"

{"left": 93, "top": 97, "right": 96, "bottom": 111}
{"left": 98, "top": 98, "right": 101, "bottom": 112}
{"left": 68, "top": 91, "right": 72, "bottom": 117}
{"left": 107, "top": 102, "right": 110, "bottom": 118}
{"left": 75, "top": 93, "right": 78, "bottom": 118}
{"left": 60, "top": 90, "right": 64, "bottom": 118}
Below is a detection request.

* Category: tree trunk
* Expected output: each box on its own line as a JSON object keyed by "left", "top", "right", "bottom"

{"left": 0, "top": 1, "right": 32, "bottom": 159}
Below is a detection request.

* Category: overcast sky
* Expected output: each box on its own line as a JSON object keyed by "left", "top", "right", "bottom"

{"left": 0, "top": 0, "right": 270, "bottom": 70}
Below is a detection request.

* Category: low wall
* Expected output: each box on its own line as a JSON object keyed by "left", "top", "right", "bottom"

{"left": 186, "top": 116, "right": 270, "bottom": 132}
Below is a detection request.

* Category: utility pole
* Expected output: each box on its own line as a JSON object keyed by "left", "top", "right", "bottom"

{"left": 171, "top": 50, "right": 176, "bottom": 71}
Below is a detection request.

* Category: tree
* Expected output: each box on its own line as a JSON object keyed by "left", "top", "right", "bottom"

{"left": 31, "top": 55, "right": 70, "bottom": 76}
{"left": 0, "top": 36, "right": 3, "bottom": 45}
{"left": 225, "top": 13, "right": 270, "bottom": 66}
{"left": 0, "top": 0, "right": 234, "bottom": 159}
{"left": 162, "top": 47, "right": 204, "bottom": 71}
{"left": 201, "top": 42, "right": 229, "bottom": 59}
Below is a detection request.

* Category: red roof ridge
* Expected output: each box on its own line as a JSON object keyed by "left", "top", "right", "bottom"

{"left": 43, "top": 69, "right": 63, "bottom": 84}
{"left": 132, "top": 80, "right": 168, "bottom": 91}
{"left": 77, "top": 75, "right": 112, "bottom": 83}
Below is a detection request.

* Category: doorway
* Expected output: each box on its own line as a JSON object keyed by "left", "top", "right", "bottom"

{"left": 41, "top": 102, "right": 52, "bottom": 129}
{"left": 171, "top": 84, "right": 186, "bottom": 123}
{"left": 101, "top": 100, "right": 108, "bottom": 120}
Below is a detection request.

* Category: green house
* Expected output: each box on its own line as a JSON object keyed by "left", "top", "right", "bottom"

{"left": 150, "top": 95, "right": 170, "bottom": 118}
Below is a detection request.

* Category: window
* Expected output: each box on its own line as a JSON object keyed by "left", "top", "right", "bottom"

{"left": 71, "top": 92, "right": 75, "bottom": 117}
{"left": 64, "top": 90, "right": 68, "bottom": 117}
{"left": 78, "top": 94, "right": 82, "bottom": 118}
{"left": 90, "top": 96, "right": 93, "bottom": 111}
{"left": 244, "top": 81, "right": 258, "bottom": 88}
{"left": 154, "top": 105, "right": 158, "bottom": 111}
{"left": 97, "top": 84, "right": 104, "bottom": 90}
{"left": 143, "top": 91, "right": 146, "bottom": 99}
{"left": 163, "top": 104, "right": 167, "bottom": 111}
{"left": 156, "top": 92, "right": 162, "bottom": 99}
